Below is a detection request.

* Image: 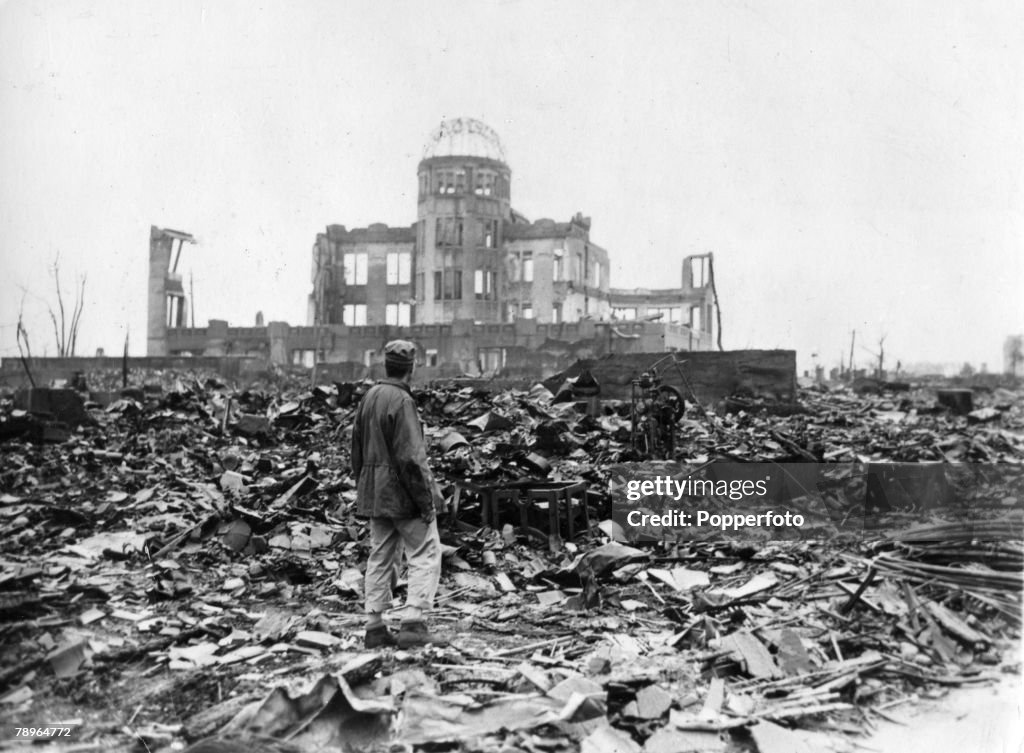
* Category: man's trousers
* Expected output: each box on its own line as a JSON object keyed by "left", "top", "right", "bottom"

{"left": 364, "top": 516, "right": 441, "bottom": 614}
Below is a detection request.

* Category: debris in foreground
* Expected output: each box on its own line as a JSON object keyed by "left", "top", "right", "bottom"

{"left": 0, "top": 371, "right": 1020, "bottom": 751}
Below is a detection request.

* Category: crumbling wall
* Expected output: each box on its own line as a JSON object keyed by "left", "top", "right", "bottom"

{"left": 0, "top": 356, "right": 268, "bottom": 390}
{"left": 545, "top": 350, "right": 797, "bottom": 404}
{"left": 311, "top": 361, "right": 369, "bottom": 383}
{"left": 147, "top": 226, "right": 196, "bottom": 356}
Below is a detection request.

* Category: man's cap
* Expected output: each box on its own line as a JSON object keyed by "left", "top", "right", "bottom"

{"left": 384, "top": 339, "right": 416, "bottom": 366}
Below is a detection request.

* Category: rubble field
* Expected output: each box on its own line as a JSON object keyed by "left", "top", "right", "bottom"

{"left": 0, "top": 369, "right": 1021, "bottom": 752}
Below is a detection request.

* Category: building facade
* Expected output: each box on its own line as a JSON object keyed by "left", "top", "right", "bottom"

{"left": 150, "top": 119, "right": 719, "bottom": 377}
{"left": 147, "top": 226, "right": 196, "bottom": 357}
{"left": 312, "top": 118, "right": 634, "bottom": 330}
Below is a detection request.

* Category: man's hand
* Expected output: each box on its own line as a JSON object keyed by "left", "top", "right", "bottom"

{"left": 431, "top": 479, "right": 448, "bottom": 518}
{"left": 434, "top": 481, "right": 450, "bottom": 514}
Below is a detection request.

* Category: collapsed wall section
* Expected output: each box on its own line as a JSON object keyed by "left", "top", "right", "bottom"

{"left": 545, "top": 350, "right": 797, "bottom": 404}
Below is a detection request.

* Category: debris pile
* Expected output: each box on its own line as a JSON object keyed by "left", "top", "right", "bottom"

{"left": 0, "top": 373, "right": 1020, "bottom": 751}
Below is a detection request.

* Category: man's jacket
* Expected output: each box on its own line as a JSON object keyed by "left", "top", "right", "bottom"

{"left": 351, "top": 378, "right": 440, "bottom": 519}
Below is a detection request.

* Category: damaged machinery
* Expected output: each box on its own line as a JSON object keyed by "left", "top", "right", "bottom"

{"left": 629, "top": 354, "right": 688, "bottom": 459}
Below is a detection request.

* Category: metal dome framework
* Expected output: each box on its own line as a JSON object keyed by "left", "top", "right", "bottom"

{"left": 422, "top": 118, "right": 507, "bottom": 163}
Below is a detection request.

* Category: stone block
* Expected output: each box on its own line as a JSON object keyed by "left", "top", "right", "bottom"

{"left": 14, "top": 388, "right": 91, "bottom": 427}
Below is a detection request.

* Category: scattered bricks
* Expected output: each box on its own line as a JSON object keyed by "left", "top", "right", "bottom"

{"left": 936, "top": 389, "right": 973, "bottom": 415}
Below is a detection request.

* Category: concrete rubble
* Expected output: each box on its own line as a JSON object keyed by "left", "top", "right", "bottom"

{"left": 0, "top": 368, "right": 1021, "bottom": 751}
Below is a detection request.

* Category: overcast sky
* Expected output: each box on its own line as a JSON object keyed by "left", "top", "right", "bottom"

{"left": 1, "top": 0, "right": 1021, "bottom": 374}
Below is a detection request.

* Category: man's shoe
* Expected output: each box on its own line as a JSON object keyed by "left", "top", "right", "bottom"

{"left": 365, "top": 624, "right": 397, "bottom": 648}
{"left": 397, "top": 621, "right": 449, "bottom": 648}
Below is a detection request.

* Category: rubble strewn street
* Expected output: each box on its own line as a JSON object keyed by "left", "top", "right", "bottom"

{"left": 0, "top": 370, "right": 1021, "bottom": 752}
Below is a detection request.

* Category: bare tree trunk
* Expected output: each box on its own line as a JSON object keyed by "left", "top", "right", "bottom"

{"left": 46, "top": 257, "right": 86, "bottom": 357}
{"left": 47, "top": 307, "right": 62, "bottom": 357}
{"left": 16, "top": 308, "right": 35, "bottom": 388}
{"left": 69, "top": 274, "right": 86, "bottom": 356}
{"left": 53, "top": 259, "right": 67, "bottom": 355}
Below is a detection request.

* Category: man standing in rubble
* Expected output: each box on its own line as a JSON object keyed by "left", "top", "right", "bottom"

{"left": 352, "top": 340, "right": 447, "bottom": 648}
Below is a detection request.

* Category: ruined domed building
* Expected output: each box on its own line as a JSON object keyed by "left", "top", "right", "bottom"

{"left": 152, "top": 118, "right": 718, "bottom": 377}
{"left": 309, "top": 119, "right": 612, "bottom": 333}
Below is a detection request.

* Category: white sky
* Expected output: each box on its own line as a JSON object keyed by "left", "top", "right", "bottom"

{"left": 1, "top": 0, "right": 1022, "bottom": 374}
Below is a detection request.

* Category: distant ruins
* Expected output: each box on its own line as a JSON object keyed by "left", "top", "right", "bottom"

{"left": 149, "top": 119, "right": 719, "bottom": 379}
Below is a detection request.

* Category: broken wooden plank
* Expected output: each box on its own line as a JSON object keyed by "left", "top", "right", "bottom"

{"left": 925, "top": 600, "right": 989, "bottom": 646}
{"left": 720, "top": 631, "right": 781, "bottom": 679}
{"left": 293, "top": 630, "right": 340, "bottom": 650}
{"left": 838, "top": 567, "right": 876, "bottom": 614}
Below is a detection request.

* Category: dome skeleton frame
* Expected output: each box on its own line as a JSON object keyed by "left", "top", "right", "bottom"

{"left": 422, "top": 118, "right": 507, "bottom": 163}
